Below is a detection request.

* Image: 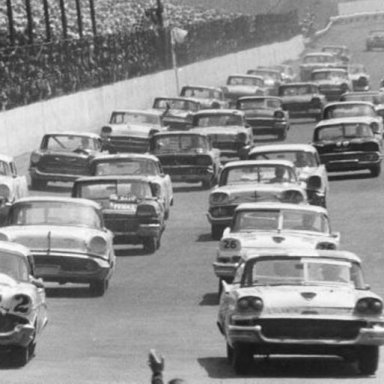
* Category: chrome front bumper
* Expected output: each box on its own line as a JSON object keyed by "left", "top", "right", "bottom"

{"left": 0, "top": 324, "right": 35, "bottom": 348}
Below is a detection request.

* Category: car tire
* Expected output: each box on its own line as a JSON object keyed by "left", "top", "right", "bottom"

{"left": 370, "top": 164, "right": 381, "bottom": 177}
{"left": 218, "top": 278, "right": 223, "bottom": 298}
{"left": 232, "top": 344, "right": 253, "bottom": 374}
{"left": 30, "top": 178, "right": 47, "bottom": 191}
{"left": 202, "top": 178, "right": 213, "bottom": 190}
{"left": 211, "top": 225, "right": 224, "bottom": 240}
{"left": 357, "top": 346, "right": 379, "bottom": 375}
{"left": 164, "top": 208, "right": 170, "bottom": 220}
{"left": 10, "top": 345, "right": 29, "bottom": 367}
{"left": 278, "top": 130, "right": 287, "bottom": 141}
{"left": 143, "top": 237, "right": 157, "bottom": 254}
{"left": 226, "top": 343, "right": 234, "bottom": 364}
{"left": 90, "top": 279, "right": 107, "bottom": 297}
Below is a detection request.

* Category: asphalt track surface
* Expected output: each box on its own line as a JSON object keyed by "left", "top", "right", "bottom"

{"left": 2, "top": 20, "right": 384, "bottom": 384}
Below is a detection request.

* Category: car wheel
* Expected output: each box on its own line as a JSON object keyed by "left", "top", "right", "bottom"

{"left": 202, "top": 178, "right": 213, "bottom": 190}
{"left": 357, "top": 346, "right": 379, "bottom": 375}
{"left": 226, "top": 343, "right": 234, "bottom": 363}
{"left": 278, "top": 130, "right": 287, "bottom": 141}
{"left": 218, "top": 278, "right": 223, "bottom": 298}
{"left": 143, "top": 237, "right": 157, "bottom": 254}
{"left": 164, "top": 208, "right": 170, "bottom": 220}
{"left": 211, "top": 225, "right": 224, "bottom": 240}
{"left": 232, "top": 344, "right": 253, "bottom": 374}
{"left": 370, "top": 164, "right": 381, "bottom": 177}
{"left": 10, "top": 345, "right": 30, "bottom": 367}
{"left": 30, "top": 178, "right": 47, "bottom": 191}
{"left": 90, "top": 279, "right": 107, "bottom": 297}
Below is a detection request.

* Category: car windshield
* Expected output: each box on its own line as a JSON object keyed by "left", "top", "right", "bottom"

{"left": 316, "top": 123, "right": 374, "bottom": 140}
{"left": 251, "top": 150, "right": 317, "bottom": 168}
{"left": 227, "top": 76, "right": 264, "bottom": 87}
{"left": 75, "top": 180, "right": 152, "bottom": 207}
{"left": 152, "top": 134, "right": 209, "bottom": 153}
{"left": 194, "top": 114, "right": 242, "bottom": 127}
{"left": 9, "top": 201, "right": 102, "bottom": 228}
{"left": 312, "top": 71, "right": 348, "bottom": 81}
{"left": 279, "top": 85, "right": 313, "bottom": 96}
{"left": 0, "top": 252, "right": 29, "bottom": 282}
{"left": 343, "top": 93, "right": 384, "bottom": 104}
{"left": 303, "top": 55, "right": 336, "bottom": 64}
{"left": 0, "top": 160, "right": 11, "bottom": 176}
{"left": 241, "top": 257, "right": 364, "bottom": 288}
{"left": 238, "top": 99, "right": 281, "bottom": 110}
{"left": 110, "top": 112, "right": 160, "bottom": 125}
{"left": 248, "top": 70, "right": 279, "bottom": 80}
{"left": 324, "top": 104, "right": 376, "bottom": 118}
{"left": 181, "top": 88, "right": 217, "bottom": 99}
{"left": 94, "top": 159, "right": 158, "bottom": 176}
{"left": 232, "top": 209, "right": 329, "bottom": 233}
{"left": 154, "top": 99, "right": 199, "bottom": 112}
{"left": 220, "top": 164, "right": 297, "bottom": 185}
{"left": 44, "top": 135, "right": 99, "bottom": 151}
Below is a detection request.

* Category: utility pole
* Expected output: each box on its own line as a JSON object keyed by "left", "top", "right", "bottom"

{"left": 25, "top": 0, "right": 34, "bottom": 44}
{"left": 75, "top": 0, "right": 83, "bottom": 38}
{"left": 59, "top": 0, "right": 68, "bottom": 40}
{"left": 42, "top": 0, "right": 51, "bottom": 42}
{"left": 6, "top": 0, "right": 15, "bottom": 46}
{"left": 89, "top": 0, "right": 97, "bottom": 36}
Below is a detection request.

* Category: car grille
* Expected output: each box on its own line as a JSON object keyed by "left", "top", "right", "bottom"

{"left": 321, "top": 152, "right": 379, "bottom": 162}
{"left": 255, "top": 319, "right": 366, "bottom": 340}
{"left": 33, "top": 255, "right": 98, "bottom": 272}
{"left": 0, "top": 313, "right": 29, "bottom": 332}
{"left": 247, "top": 118, "right": 274, "bottom": 128}
{"left": 103, "top": 213, "right": 139, "bottom": 233}
{"left": 109, "top": 136, "right": 149, "bottom": 153}
{"left": 284, "top": 102, "right": 312, "bottom": 111}
{"left": 159, "top": 155, "right": 211, "bottom": 166}
{"left": 38, "top": 155, "right": 90, "bottom": 175}
{"left": 165, "top": 167, "right": 210, "bottom": 176}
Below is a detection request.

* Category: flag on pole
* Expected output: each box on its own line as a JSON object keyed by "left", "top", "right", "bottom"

{"left": 171, "top": 27, "right": 188, "bottom": 44}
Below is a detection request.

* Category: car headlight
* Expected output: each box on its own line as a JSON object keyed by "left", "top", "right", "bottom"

{"left": 355, "top": 298, "right": 383, "bottom": 315}
{"left": 0, "top": 232, "right": 9, "bottom": 241}
{"left": 30, "top": 152, "right": 41, "bottom": 165}
{"left": 210, "top": 192, "right": 229, "bottom": 205}
{"left": 0, "top": 185, "right": 10, "bottom": 201}
{"left": 87, "top": 236, "right": 107, "bottom": 255}
{"left": 101, "top": 126, "right": 112, "bottom": 139}
{"left": 236, "top": 132, "right": 247, "bottom": 143}
{"left": 237, "top": 296, "right": 263, "bottom": 312}
{"left": 307, "top": 175, "right": 322, "bottom": 190}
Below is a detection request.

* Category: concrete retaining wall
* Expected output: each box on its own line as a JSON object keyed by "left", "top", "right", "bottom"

{"left": 339, "top": 0, "right": 384, "bottom": 15}
{"left": 0, "top": 35, "right": 304, "bottom": 157}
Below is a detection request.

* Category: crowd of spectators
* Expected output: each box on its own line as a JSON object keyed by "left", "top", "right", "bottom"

{"left": 0, "top": 1, "right": 299, "bottom": 112}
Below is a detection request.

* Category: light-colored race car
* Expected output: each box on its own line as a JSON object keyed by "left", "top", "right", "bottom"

{"left": 207, "top": 160, "right": 307, "bottom": 239}
{"left": 249, "top": 143, "right": 329, "bottom": 207}
{"left": 0, "top": 197, "right": 115, "bottom": 296}
{"left": 321, "top": 45, "right": 351, "bottom": 64}
{"left": 366, "top": 30, "right": 384, "bottom": 51}
{"left": 213, "top": 202, "right": 340, "bottom": 293}
{"left": 217, "top": 249, "right": 384, "bottom": 375}
{"left": 311, "top": 68, "right": 352, "bottom": 101}
{"left": 0, "top": 241, "right": 48, "bottom": 366}
{"left": 299, "top": 52, "right": 344, "bottom": 82}
{"left": 0, "top": 154, "right": 28, "bottom": 223}
{"left": 347, "top": 64, "right": 370, "bottom": 92}
{"left": 90, "top": 153, "right": 173, "bottom": 220}
{"left": 100, "top": 109, "right": 167, "bottom": 153}
{"left": 180, "top": 85, "right": 228, "bottom": 109}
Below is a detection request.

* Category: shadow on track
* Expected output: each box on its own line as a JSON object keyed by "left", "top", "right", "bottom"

{"left": 328, "top": 171, "right": 373, "bottom": 182}
{"left": 45, "top": 285, "right": 94, "bottom": 298}
{"left": 196, "top": 233, "right": 215, "bottom": 242}
{"left": 199, "top": 292, "right": 219, "bottom": 306}
{"left": 198, "top": 355, "right": 361, "bottom": 379}
{"left": 172, "top": 184, "right": 205, "bottom": 193}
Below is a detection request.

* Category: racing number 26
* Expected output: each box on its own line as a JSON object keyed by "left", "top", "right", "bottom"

{"left": 222, "top": 239, "right": 238, "bottom": 249}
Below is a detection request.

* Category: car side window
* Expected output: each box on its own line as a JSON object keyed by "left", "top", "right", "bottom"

{"left": 10, "top": 161, "right": 18, "bottom": 177}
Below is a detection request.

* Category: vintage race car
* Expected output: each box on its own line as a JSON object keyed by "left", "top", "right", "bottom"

{"left": 311, "top": 68, "right": 352, "bottom": 101}
{"left": 213, "top": 202, "right": 340, "bottom": 291}
{"left": 270, "top": 64, "right": 296, "bottom": 83}
{"left": 299, "top": 52, "right": 344, "bottom": 82}
{"left": 312, "top": 117, "right": 382, "bottom": 177}
{"left": 29, "top": 132, "right": 105, "bottom": 190}
{"left": 100, "top": 109, "right": 167, "bottom": 153}
{"left": 217, "top": 249, "right": 384, "bottom": 375}
{"left": 278, "top": 82, "right": 326, "bottom": 121}
{"left": 246, "top": 68, "right": 283, "bottom": 96}
{"left": 366, "top": 30, "right": 384, "bottom": 50}
{"left": 0, "top": 154, "right": 28, "bottom": 223}
{"left": 0, "top": 241, "right": 48, "bottom": 366}
{"left": 236, "top": 96, "right": 289, "bottom": 140}
{"left": 347, "top": 64, "right": 370, "bottom": 92}
{"left": 322, "top": 101, "right": 384, "bottom": 138}
{"left": 207, "top": 160, "right": 307, "bottom": 239}
{"left": 321, "top": 45, "right": 351, "bottom": 64}
{"left": 221, "top": 74, "right": 266, "bottom": 107}
{"left": 0, "top": 197, "right": 115, "bottom": 296}
{"left": 190, "top": 109, "right": 253, "bottom": 161}
{"left": 179, "top": 85, "right": 228, "bottom": 109}
{"left": 149, "top": 131, "right": 221, "bottom": 189}
{"left": 90, "top": 153, "right": 173, "bottom": 220}
{"left": 72, "top": 176, "right": 165, "bottom": 253}
{"left": 152, "top": 97, "right": 200, "bottom": 131}
{"left": 340, "top": 91, "right": 384, "bottom": 120}
{"left": 249, "top": 143, "right": 329, "bottom": 207}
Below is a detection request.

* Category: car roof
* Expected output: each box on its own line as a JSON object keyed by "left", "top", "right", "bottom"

{"left": 223, "top": 159, "right": 295, "bottom": 169}
{"left": 249, "top": 143, "right": 317, "bottom": 154}
{"left": 312, "top": 68, "right": 347, "bottom": 74}
{"left": 151, "top": 131, "right": 208, "bottom": 138}
{"left": 304, "top": 52, "right": 335, "bottom": 57}
{"left": 322, "top": 45, "right": 348, "bottom": 49}
{"left": 325, "top": 101, "right": 375, "bottom": 108}
{"left": 279, "top": 82, "right": 318, "bottom": 88}
{"left": 154, "top": 96, "right": 199, "bottom": 103}
{"left": 194, "top": 109, "right": 244, "bottom": 116}
{"left": 44, "top": 131, "right": 101, "bottom": 138}
{"left": 237, "top": 96, "right": 282, "bottom": 102}
{"left": 91, "top": 153, "right": 159, "bottom": 162}
{"left": 0, "top": 153, "right": 14, "bottom": 163}
{"left": 227, "top": 74, "right": 264, "bottom": 80}
{"left": 316, "top": 116, "right": 376, "bottom": 128}
{"left": 0, "top": 240, "right": 31, "bottom": 257}
{"left": 249, "top": 68, "right": 281, "bottom": 74}
{"left": 181, "top": 85, "right": 222, "bottom": 92}
{"left": 111, "top": 109, "right": 164, "bottom": 117}
{"left": 74, "top": 175, "right": 152, "bottom": 183}
{"left": 244, "top": 249, "right": 361, "bottom": 263}
{"left": 13, "top": 196, "right": 101, "bottom": 209}
{"left": 235, "top": 201, "right": 327, "bottom": 214}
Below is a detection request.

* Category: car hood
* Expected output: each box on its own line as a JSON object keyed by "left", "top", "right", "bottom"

{"left": 192, "top": 126, "right": 246, "bottom": 136}
{"left": 226, "top": 85, "right": 262, "bottom": 95}
{"left": 281, "top": 95, "right": 315, "bottom": 103}
{"left": 244, "top": 109, "right": 275, "bottom": 118}
{"left": 162, "top": 110, "right": 191, "bottom": 119}
{"left": 0, "top": 225, "right": 106, "bottom": 254}
{"left": 235, "top": 285, "right": 357, "bottom": 315}
{"left": 107, "top": 123, "right": 158, "bottom": 137}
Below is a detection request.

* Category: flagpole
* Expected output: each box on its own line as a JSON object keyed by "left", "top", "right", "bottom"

{"left": 171, "top": 31, "right": 180, "bottom": 95}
